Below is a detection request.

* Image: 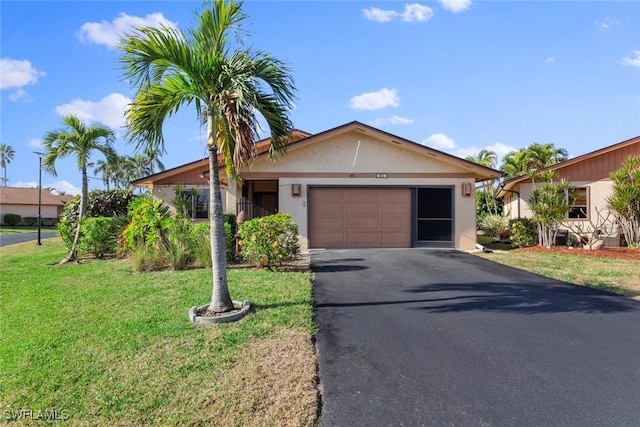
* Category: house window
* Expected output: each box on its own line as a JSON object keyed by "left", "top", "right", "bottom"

{"left": 567, "top": 187, "right": 588, "bottom": 219}
{"left": 180, "top": 190, "right": 208, "bottom": 219}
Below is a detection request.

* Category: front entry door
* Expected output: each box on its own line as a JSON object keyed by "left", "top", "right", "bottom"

{"left": 415, "top": 187, "right": 454, "bottom": 248}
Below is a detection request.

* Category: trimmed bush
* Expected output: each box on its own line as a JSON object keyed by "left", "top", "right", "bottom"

{"left": 509, "top": 218, "right": 537, "bottom": 248}
{"left": 3, "top": 213, "right": 21, "bottom": 226}
{"left": 22, "top": 217, "right": 39, "bottom": 226}
{"left": 79, "top": 217, "right": 120, "bottom": 259}
{"left": 239, "top": 213, "right": 300, "bottom": 270}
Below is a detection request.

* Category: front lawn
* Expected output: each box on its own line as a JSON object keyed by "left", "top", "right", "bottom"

{"left": 475, "top": 249, "right": 640, "bottom": 300}
{"left": 0, "top": 238, "right": 318, "bottom": 425}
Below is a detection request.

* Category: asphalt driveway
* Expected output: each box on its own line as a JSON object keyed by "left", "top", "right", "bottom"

{"left": 312, "top": 249, "right": 640, "bottom": 426}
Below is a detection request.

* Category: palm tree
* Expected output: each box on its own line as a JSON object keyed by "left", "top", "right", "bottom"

{"left": 117, "top": 0, "right": 295, "bottom": 313}
{"left": 0, "top": 144, "right": 15, "bottom": 187}
{"left": 43, "top": 114, "right": 116, "bottom": 263}
{"left": 501, "top": 143, "right": 568, "bottom": 179}
{"left": 465, "top": 149, "right": 498, "bottom": 215}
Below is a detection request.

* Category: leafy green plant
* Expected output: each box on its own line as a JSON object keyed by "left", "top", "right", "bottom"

{"left": 121, "top": 195, "right": 172, "bottom": 252}
{"left": 130, "top": 241, "right": 169, "bottom": 272}
{"left": 508, "top": 218, "right": 537, "bottom": 248}
{"left": 239, "top": 213, "right": 300, "bottom": 270}
{"left": 79, "top": 217, "right": 120, "bottom": 259}
{"left": 3, "top": 213, "right": 21, "bottom": 226}
{"left": 189, "top": 223, "right": 212, "bottom": 268}
{"left": 528, "top": 173, "right": 574, "bottom": 248}
{"left": 164, "top": 218, "right": 192, "bottom": 270}
{"left": 479, "top": 214, "right": 509, "bottom": 238}
{"left": 607, "top": 155, "right": 640, "bottom": 248}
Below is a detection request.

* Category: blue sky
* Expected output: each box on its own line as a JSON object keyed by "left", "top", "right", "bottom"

{"left": 1, "top": 0, "right": 639, "bottom": 195}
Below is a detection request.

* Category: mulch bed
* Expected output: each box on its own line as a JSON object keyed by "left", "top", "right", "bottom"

{"left": 517, "top": 246, "right": 639, "bottom": 260}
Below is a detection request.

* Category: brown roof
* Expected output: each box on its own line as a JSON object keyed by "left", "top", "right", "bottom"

{"left": 0, "top": 187, "right": 75, "bottom": 206}
{"left": 133, "top": 122, "right": 503, "bottom": 187}
{"left": 496, "top": 135, "right": 640, "bottom": 199}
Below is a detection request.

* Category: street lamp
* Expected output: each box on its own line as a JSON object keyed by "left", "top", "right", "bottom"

{"left": 33, "top": 151, "right": 44, "bottom": 246}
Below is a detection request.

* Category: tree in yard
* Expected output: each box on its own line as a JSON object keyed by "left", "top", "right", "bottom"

{"left": 465, "top": 149, "right": 499, "bottom": 217}
{"left": 607, "top": 155, "right": 640, "bottom": 247}
{"left": 0, "top": 143, "right": 15, "bottom": 187}
{"left": 501, "top": 142, "right": 568, "bottom": 179}
{"left": 528, "top": 171, "right": 575, "bottom": 248}
{"left": 43, "top": 114, "right": 116, "bottom": 263}
{"left": 117, "top": 0, "right": 296, "bottom": 313}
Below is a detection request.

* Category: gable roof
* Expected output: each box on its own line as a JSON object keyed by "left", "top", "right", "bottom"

{"left": 0, "top": 187, "right": 75, "bottom": 206}
{"left": 496, "top": 135, "right": 640, "bottom": 199}
{"left": 133, "top": 121, "right": 502, "bottom": 187}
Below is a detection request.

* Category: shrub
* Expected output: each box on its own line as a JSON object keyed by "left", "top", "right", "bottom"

{"left": 479, "top": 214, "right": 509, "bottom": 238}
{"left": 239, "top": 213, "right": 300, "bottom": 270}
{"left": 79, "top": 217, "right": 120, "bottom": 259}
{"left": 509, "top": 218, "right": 537, "bottom": 248}
{"left": 164, "top": 218, "right": 192, "bottom": 270}
{"left": 121, "top": 195, "right": 172, "bottom": 252}
{"left": 3, "top": 213, "right": 21, "bottom": 226}
{"left": 57, "top": 218, "right": 75, "bottom": 249}
{"left": 189, "top": 223, "right": 212, "bottom": 268}
{"left": 131, "top": 241, "right": 169, "bottom": 272}
{"left": 22, "top": 217, "right": 38, "bottom": 226}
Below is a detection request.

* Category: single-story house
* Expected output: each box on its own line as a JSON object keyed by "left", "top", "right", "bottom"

{"left": 0, "top": 187, "right": 74, "bottom": 225}
{"left": 496, "top": 135, "right": 640, "bottom": 244}
{"left": 133, "top": 121, "right": 502, "bottom": 251}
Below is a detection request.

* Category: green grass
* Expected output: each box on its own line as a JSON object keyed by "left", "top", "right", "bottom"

{"left": 475, "top": 250, "right": 640, "bottom": 300}
{"left": 0, "top": 226, "right": 57, "bottom": 235}
{"left": 0, "top": 238, "right": 317, "bottom": 425}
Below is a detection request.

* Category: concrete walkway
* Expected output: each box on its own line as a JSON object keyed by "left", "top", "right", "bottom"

{"left": 312, "top": 248, "right": 640, "bottom": 426}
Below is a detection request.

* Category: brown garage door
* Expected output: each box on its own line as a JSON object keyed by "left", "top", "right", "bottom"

{"left": 309, "top": 187, "right": 412, "bottom": 248}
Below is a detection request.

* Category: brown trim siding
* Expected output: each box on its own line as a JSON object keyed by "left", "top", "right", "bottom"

{"left": 240, "top": 172, "right": 477, "bottom": 179}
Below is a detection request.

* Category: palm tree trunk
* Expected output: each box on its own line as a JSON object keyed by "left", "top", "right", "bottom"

{"left": 60, "top": 167, "right": 88, "bottom": 264}
{"left": 207, "top": 112, "right": 234, "bottom": 313}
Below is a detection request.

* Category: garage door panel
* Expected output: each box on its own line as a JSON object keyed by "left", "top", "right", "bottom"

{"left": 309, "top": 187, "right": 411, "bottom": 248}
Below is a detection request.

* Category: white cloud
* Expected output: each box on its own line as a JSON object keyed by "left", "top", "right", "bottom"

{"left": 373, "top": 115, "right": 414, "bottom": 126}
{"left": 77, "top": 12, "right": 177, "bottom": 49}
{"left": 12, "top": 181, "right": 38, "bottom": 189}
{"left": 363, "top": 3, "right": 433, "bottom": 23}
{"left": 12, "top": 180, "right": 80, "bottom": 195}
{"left": 544, "top": 57, "right": 555, "bottom": 64}
{"left": 422, "top": 133, "right": 456, "bottom": 150}
{"left": 0, "top": 58, "right": 46, "bottom": 90}
{"left": 55, "top": 93, "right": 131, "bottom": 128}
{"left": 362, "top": 7, "right": 396, "bottom": 23}
{"left": 349, "top": 88, "right": 400, "bottom": 110}
{"left": 439, "top": 0, "right": 472, "bottom": 13}
{"left": 48, "top": 180, "right": 81, "bottom": 196}
{"left": 27, "top": 139, "right": 44, "bottom": 148}
{"left": 421, "top": 134, "right": 515, "bottom": 167}
{"left": 595, "top": 17, "right": 619, "bottom": 30}
{"left": 9, "top": 88, "right": 29, "bottom": 101}
{"left": 621, "top": 51, "right": 640, "bottom": 67}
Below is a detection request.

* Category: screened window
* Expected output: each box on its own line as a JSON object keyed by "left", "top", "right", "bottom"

{"left": 567, "top": 187, "right": 588, "bottom": 219}
{"left": 180, "top": 190, "right": 208, "bottom": 219}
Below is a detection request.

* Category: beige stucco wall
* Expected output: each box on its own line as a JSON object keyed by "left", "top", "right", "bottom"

{"left": 151, "top": 184, "right": 227, "bottom": 215}
{"left": 0, "top": 204, "right": 59, "bottom": 222}
{"left": 234, "top": 131, "right": 479, "bottom": 251}
{"left": 505, "top": 179, "right": 615, "bottom": 230}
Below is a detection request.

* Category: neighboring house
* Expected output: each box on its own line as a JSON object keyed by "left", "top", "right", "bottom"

{"left": 496, "top": 135, "right": 640, "bottom": 243}
{"left": 0, "top": 187, "right": 74, "bottom": 225}
{"left": 133, "top": 121, "right": 502, "bottom": 251}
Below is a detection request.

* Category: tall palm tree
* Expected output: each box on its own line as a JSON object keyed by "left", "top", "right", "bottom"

{"left": 0, "top": 143, "right": 15, "bottom": 187}
{"left": 524, "top": 142, "right": 568, "bottom": 172}
{"left": 117, "top": 0, "right": 295, "bottom": 313}
{"left": 43, "top": 114, "right": 116, "bottom": 263}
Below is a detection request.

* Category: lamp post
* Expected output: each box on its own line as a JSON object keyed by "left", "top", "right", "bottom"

{"left": 33, "top": 151, "right": 44, "bottom": 246}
